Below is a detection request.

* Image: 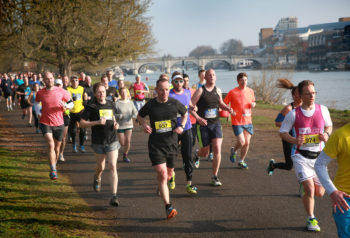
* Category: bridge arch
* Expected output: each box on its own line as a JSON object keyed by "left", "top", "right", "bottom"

{"left": 205, "top": 59, "right": 232, "bottom": 70}
{"left": 138, "top": 63, "right": 163, "bottom": 73}
{"left": 236, "top": 59, "right": 262, "bottom": 70}
{"left": 169, "top": 60, "right": 200, "bottom": 72}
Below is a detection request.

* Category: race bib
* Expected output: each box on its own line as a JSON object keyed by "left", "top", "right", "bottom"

{"left": 99, "top": 109, "right": 113, "bottom": 120}
{"left": 303, "top": 134, "right": 320, "bottom": 147}
{"left": 135, "top": 90, "right": 141, "bottom": 95}
{"left": 204, "top": 108, "right": 218, "bottom": 119}
{"left": 242, "top": 108, "right": 251, "bottom": 117}
{"left": 155, "top": 120, "right": 172, "bottom": 133}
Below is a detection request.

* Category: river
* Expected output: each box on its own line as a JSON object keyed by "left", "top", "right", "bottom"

{"left": 123, "top": 70, "right": 350, "bottom": 110}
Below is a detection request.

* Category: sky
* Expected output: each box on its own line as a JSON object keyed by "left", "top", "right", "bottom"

{"left": 146, "top": 0, "right": 350, "bottom": 57}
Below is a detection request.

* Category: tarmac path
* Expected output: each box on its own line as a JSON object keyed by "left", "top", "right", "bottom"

{"left": 0, "top": 104, "right": 338, "bottom": 238}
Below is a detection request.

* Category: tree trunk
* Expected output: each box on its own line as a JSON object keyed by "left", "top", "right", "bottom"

{"left": 59, "top": 59, "right": 72, "bottom": 77}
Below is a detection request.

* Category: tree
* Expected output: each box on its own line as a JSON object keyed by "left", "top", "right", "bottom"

{"left": 189, "top": 45, "right": 216, "bottom": 57}
{"left": 0, "top": 0, "right": 154, "bottom": 76}
{"left": 220, "top": 38, "right": 243, "bottom": 56}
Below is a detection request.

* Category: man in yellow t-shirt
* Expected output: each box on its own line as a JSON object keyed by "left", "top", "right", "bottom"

{"left": 67, "top": 76, "right": 86, "bottom": 153}
{"left": 315, "top": 123, "right": 350, "bottom": 237}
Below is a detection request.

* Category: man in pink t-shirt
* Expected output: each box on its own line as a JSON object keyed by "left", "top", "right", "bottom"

{"left": 35, "top": 72, "right": 71, "bottom": 180}
{"left": 224, "top": 72, "right": 256, "bottom": 169}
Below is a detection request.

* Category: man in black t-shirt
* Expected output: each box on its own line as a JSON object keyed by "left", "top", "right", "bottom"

{"left": 100, "top": 74, "right": 118, "bottom": 102}
{"left": 80, "top": 82, "right": 120, "bottom": 207}
{"left": 137, "top": 77, "right": 187, "bottom": 220}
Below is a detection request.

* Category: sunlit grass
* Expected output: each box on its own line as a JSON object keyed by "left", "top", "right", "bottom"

{"left": 0, "top": 148, "right": 115, "bottom": 238}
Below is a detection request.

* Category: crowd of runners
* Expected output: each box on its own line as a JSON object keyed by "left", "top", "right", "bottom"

{"left": 0, "top": 69, "right": 348, "bottom": 237}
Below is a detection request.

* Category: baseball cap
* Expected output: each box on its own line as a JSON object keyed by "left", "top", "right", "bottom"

{"left": 55, "top": 79, "right": 63, "bottom": 85}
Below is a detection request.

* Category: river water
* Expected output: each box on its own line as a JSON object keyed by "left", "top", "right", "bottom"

{"left": 124, "top": 70, "right": 350, "bottom": 110}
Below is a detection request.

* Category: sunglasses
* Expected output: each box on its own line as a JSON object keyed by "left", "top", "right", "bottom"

{"left": 174, "top": 80, "right": 183, "bottom": 84}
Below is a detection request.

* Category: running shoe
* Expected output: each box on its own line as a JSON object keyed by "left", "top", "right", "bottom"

{"left": 230, "top": 147, "right": 236, "bottom": 163}
{"left": 28, "top": 123, "right": 32, "bottom": 127}
{"left": 186, "top": 184, "right": 198, "bottom": 194}
{"left": 49, "top": 170, "right": 58, "bottom": 180}
{"left": 58, "top": 154, "right": 65, "bottom": 162}
{"left": 21, "top": 114, "right": 25, "bottom": 120}
{"left": 110, "top": 195, "right": 119, "bottom": 207}
{"left": 166, "top": 205, "right": 178, "bottom": 220}
{"left": 267, "top": 159, "right": 275, "bottom": 175}
{"left": 238, "top": 161, "right": 248, "bottom": 169}
{"left": 207, "top": 152, "right": 213, "bottom": 161}
{"left": 72, "top": 144, "right": 78, "bottom": 153}
{"left": 168, "top": 172, "right": 175, "bottom": 190}
{"left": 93, "top": 175, "right": 101, "bottom": 192}
{"left": 211, "top": 176, "right": 222, "bottom": 186}
{"left": 194, "top": 149, "right": 200, "bottom": 168}
{"left": 123, "top": 156, "right": 131, "bottom": 163}
{"left": 306, "top": 218, "right": 320, "bottom": 232}
{"left": 79, "top": 145, "right": 86, "bottom": 153}
{"left": 299, "top": 183, "right": 305, "bottom": 198}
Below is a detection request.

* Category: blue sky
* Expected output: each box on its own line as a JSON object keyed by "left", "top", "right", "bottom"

{"left": 146, "top": 0, "right": 350, "bottom": 57}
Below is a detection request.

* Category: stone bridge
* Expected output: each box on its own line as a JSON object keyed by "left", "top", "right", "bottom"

{"left": 120, "top": 55, "right": 276, "bottom": 74}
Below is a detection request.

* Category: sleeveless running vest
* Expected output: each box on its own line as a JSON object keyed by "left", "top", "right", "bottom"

{"left": 133, "top": 82, "right": 145, "bottom": 100}
{"left": 295, "top": 104, "right": 325, "bottom": 153}
{"left": 197, "top": 86, "right": 220, "bottom": 124}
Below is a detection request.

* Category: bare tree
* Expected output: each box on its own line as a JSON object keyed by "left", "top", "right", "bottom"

{"left": 189, "top": 45, "right": 217, "bottom": 57}
{"left": 0, "top": 0, "right": 154, "bottom": 75}
{"left": 220, "top": 38, "right": 244, "bottom": 56}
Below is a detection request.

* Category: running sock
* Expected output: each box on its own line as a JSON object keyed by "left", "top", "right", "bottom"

{"left": 50, "top": 164, "right": 57, "bottom": 171}
{"left": 308, "top": 215, "right": 315, "bottom": 220}
{"left": 112, "top": 193, "right": 117, "bottom": 196}
{"left": 165, "top": 204, "right": 172, "bottom": 210}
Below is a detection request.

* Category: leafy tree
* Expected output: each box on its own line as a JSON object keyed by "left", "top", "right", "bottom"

{"left": 0, "top": 0, "right": 154, "bottom": 76}
{"left": 220, "top": 38, "right": 244, "bottom": 56}
{"left": 189, "top": 45, "right": 217, "bottom": 57}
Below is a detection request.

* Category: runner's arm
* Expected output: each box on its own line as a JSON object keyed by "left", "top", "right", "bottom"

{"left": 279, "top": 110, "right": 298, "bottom": 144}
{"left": 315, "top": 151, "right": 350, "bottom": 213}
{"left": 217, "top": 87, "right": 233, "bottom": 113}
{"left": 80, "top": 118, "right": 105, "bottom": 128}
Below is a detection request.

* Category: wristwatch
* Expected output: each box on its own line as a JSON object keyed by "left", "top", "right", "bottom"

{"left": 180, "top": 124, "right": 185, "bottom": 129}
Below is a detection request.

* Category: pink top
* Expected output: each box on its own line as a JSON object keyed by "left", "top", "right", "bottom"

{"left": 35, "top": 87, "right": 71, "bottom": 126}
{"left": 133, "top": 82, "right": 146, "bottom": 100}
{"left": 295, "top": 104, "right": 325, "bottom": 152}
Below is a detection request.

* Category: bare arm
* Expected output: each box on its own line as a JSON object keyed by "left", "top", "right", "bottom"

{"left": 275, "top": 104, "right": 292, "bottom": 127}
{"left": 190, "top": 87, "right": 207, "bottom": 126}
{"left": 217, "top": 87, "right": 233, "bottom": 114}
{"left": 137, "top": 114, "right": 152, "bottom": 134}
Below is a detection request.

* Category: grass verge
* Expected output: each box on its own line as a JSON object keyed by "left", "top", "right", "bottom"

{"left": 0, "top": 148, "right": 115, "bottom": 238}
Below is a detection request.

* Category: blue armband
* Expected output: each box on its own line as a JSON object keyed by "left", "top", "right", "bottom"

{"left": 275, "top": 113, "right": 285, "bottom": 122}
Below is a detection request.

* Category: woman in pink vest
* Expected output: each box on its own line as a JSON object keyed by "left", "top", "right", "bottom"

{"left": 129, "top": 74, "right": 149, "bottom": 111}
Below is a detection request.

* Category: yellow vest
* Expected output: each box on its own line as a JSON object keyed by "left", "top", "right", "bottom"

{"left": 67, "top": 86, "right": 84, "bottom": 113}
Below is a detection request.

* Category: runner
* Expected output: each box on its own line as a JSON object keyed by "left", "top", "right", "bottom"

{"left": 224, "top": 72, "right": 255, "bottom": 169}
{"left": 169, "top": 72, "right": 198, "bottom": 194}
{"left": 83, "top": 75, "right": 94, "bottom": 106}
{"left": 315, "top": 123, "right": 350, "bottom": 237}
{"left": 101, "top": 74, "right": 118, "bottom": 102}
{"left": 267, "top": 79, "right": 302, "bottom": 175}
{"left": 192, "top": 69, "right": 206, "bottom": 90}
{"left": 280, "top": 80, "right": 332, "bottom": 232}
{"left": 183, "top": 74, "right": 197, "bottom": 148}
{"left": 129, "top": 74, "right": 149, "bottom": 111}
{"left": 1, "top": 74, "right": 13, "bottom": 111}
{"left": 137, "top": 76, "right": 188, "bottom": 219}
{"left": 55, "top": 78, "right": 71, "bottom": 162}
{"left": 80, "top": 82, "right": 120, "bottom": 206}
{"left": 106, "top": 70, "right": 118, "bottom": 89}
{"left": 34, "top": 72, "right": 72, "bottom": 180}
{"left": 191, "top": 69, "right": 232, "bottom": 186}
{"left": 67, "top": 76, "right": 86, "bottom": 153}
{"left": 116, "top": 77, "right": 131, "bottom": 100}
{"left": 27, "top": 83, "right": 41, "bottom": 133}
{"left": 16, "top": 76, "right": 33, "bottom": 127}
{"left": 115, "top": 87, "right": 138, "bottom": 163}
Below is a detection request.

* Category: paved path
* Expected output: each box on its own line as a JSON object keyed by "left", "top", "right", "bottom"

{"left": 1, "top": 105, "right": 338, "bottom": 238}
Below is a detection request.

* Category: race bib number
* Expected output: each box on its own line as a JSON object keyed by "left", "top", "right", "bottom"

{"left": 155, "top": 120, "right": 172, "bottom": 133}
{"left": 204, "top": 108, "right": 218, "bottom": 119}
{"left": 99, "top": 109, "right": 113, "bottom": 120}
{"left": 303, "top": 134, "right": 320, "bottom": 147}
{"left": 135, "top": 90, "right": 141, "bottom": 95}
{"left": 242, "top": 108, "right": 251, "bottom": 117}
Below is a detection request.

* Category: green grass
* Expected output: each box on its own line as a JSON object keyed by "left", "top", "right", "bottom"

{"left": 0, "top": 148, "right": 115, "bottom": 238}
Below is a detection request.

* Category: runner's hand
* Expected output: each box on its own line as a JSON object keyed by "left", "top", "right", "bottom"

{"left": 100, "top": 117, "right": 106, "bottom": 125}
{"left": 330, "top": 190, "right": 350, "bottom": 214}
{"left": 297, "top": 135, "right": 304, "bottom": 146}
{"left": 173, "top": 126, "right": 184, "bottom": 135}
{"left": 142, "top": 124, "right": 152, "bottom": 134}
{"left": 113, "top": 116, "right": 119, "bottom": 130}
{"left": 251, "top": 102, "right": 256, "bottom": 108}
{"left": 197, "top": 117, "right": 207, "bottom": 126}
{"left": 319, "top": 132, "right": 328, "bottom": 142}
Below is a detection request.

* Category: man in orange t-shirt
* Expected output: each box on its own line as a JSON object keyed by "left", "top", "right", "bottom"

{"left": 224, "top": 72, "right": 256, "bottom": 169}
